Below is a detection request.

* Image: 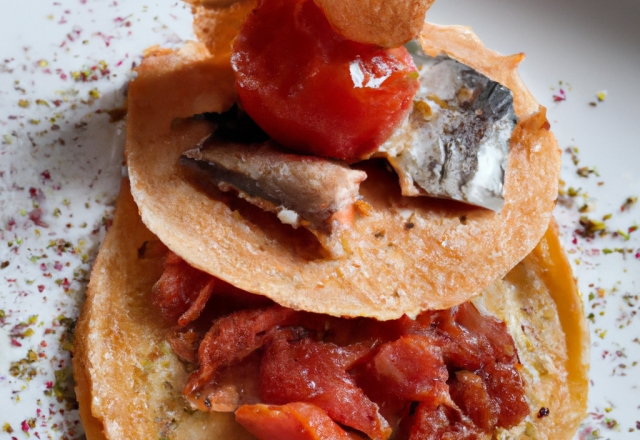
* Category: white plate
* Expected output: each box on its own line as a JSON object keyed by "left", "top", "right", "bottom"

{"left": 1, "top": 1, "right": 638, "bottom": 439}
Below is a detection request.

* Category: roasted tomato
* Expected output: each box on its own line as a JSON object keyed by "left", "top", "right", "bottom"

{"left": 231, "top": 0, "right": 419, "bottom": 162}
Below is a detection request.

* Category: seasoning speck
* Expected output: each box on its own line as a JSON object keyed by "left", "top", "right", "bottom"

{"left": 597, "top": 90, "right": 607, "bottom": 101}
{"left": 537, "top": 407, "right": 550, "bottom": 418}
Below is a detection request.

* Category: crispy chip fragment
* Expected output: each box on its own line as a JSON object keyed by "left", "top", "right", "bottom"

{"left": 193, "top": 0, "right": 257, "bottom": 58}
{"left": 313, "top": 0, "right": 435, "bottom": 48}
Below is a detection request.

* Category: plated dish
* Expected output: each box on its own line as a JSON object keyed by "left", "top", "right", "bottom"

{"left": 76, "top": 0, "right": 583, "bottom": 438}
{"left": 5, "top": 0, "right": 634, "bottom": 440}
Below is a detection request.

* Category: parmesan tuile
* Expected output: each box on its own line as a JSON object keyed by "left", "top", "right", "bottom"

{"left": 313, "top": 0, "right": 436, "bottom": 48}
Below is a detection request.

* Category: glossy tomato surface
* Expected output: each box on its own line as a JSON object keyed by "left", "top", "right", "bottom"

{"left": 231, "top": 0, "right": 418, "bottom": 162}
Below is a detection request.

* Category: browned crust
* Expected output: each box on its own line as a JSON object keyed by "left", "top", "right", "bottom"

{"left": 73, "top": 180, "right": 587, "bottom": 439}
{"left": 125, "top": 27, "right": 560, "bottom": 319}
{"left": 192, "top": 0, "right": 257, "bottom": 59}
{"left": 73, "top": 336, "right": 108, "bottom": 440}
{"left": 527, "top": 220, "right": 590, "bottom": 439}
{"left": 313, "top": 0, "right": 436, "bottom": 48}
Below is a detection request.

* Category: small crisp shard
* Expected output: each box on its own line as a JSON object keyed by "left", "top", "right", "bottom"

{"left": 180, "top": 139, "right": 366, "bottom": 257}
{"left": 378, "top": 53, "right": 517, "bottom": 212}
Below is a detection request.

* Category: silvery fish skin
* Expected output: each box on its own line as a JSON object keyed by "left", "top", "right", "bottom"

{"left": 377, "top": 53, "right": 517, "bottom": 212}
{"left": 180, "top": 139, "right": 367, "bottom": 258}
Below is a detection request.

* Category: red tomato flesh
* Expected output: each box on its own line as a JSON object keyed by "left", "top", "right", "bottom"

{"left": 231, "top": 0, "right": 419, "bottom": 162}
{"left": 236, "top": 403, "right": 354, "bottom": 440}
{"left": 260, "top": 330, "right": 391, "bottom": 439}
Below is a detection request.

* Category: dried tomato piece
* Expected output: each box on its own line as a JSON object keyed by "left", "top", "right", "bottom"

{"left": 200, "top": 351, "right": 263, "bottom": 412}
{"left": 166, "top": 326, "right": 205, "bottom": 365}
{"left": 151, "top": 251, "right": 215, "bottom": 325}
{"left": 297, "top": 313, "right": 417, "bottom": 350}
{"left": 449, "top": 371, "right": 499, "bottom": 432}
{"left": 409, "top": 303, "right": 528, "bottom": 433}
{"left": 231, "top": 0, "right": 418, "bottom": 162}
{"left": 184, "top": 305, "right": 298, "bottom": 410}
{"left": 260, "top": 330, "right": 391, "bottom": 439}
{"left": 416, "top": 302, "right": 516, "bottom": 370}
{"left": 236, "top": 402, "right": 354, "bottom": 440}
{"left": 403, "top": 404, "right": 483, "bottom": 440}
{"left": 477, "top": 362, "right": 529, "bottom": 429}
{"left": 449, "top": 302, "right": 517, "bottom": 364}
{"left": 356, "top": 335, "right": 448, "bottom": 419}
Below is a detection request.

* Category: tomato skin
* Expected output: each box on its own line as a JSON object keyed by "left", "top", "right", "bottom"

{"left": 231, "top": 0, "right": 418, "bottom": 162}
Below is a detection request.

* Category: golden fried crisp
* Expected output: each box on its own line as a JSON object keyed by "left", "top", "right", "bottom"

{"left": 73, "top": 180, "right": 588, "bottom": 440}
{"left": 193, "top": 0, "right": 257, "bottom": 59}
{"left": 186, "top": 0, "right": 433, "bottom": 48}
{"left": 313, "top": 0, "right": 435, "bottom": 47}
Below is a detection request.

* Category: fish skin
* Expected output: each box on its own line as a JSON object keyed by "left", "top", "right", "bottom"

{"left": 378, "top": 54, "right": 517, "bottom": 212}
{"left": 180, "top": 138, "right": 366, "bottom": 233}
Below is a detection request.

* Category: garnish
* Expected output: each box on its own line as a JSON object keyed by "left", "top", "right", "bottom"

{"left": 578, "top": 216, "right": 606, "bottom": 238}
{"left": 620, "top": 196, "right": 637, "bottom": 212}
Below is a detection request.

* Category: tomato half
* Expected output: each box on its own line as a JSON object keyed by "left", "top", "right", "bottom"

{"left": 231, "top": 0, "right": 418, "bottom": 162}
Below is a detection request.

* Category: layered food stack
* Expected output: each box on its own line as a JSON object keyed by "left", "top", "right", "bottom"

{"left": 72, "top": 1, "right": 590, "bottom": 439}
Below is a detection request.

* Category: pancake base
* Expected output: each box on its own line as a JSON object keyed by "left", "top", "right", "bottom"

{"left": 73, "top": 179, "right": 588, "bottom": 440}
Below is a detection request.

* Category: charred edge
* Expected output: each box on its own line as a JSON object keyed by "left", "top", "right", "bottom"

{"left": 537, "top": 407, "right": 550, "bottom": 419}
{"left": 137, "top": 241, "right": 149, "bottom": 259}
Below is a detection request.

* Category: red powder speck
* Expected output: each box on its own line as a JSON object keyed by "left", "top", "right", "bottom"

{"left": 38, "top": 285, "right": 45, "bottom": 292}
{"left": 29, "top": 209, "right": 49, "bottom": 228}
{"left": 54, "top": 262, "right": 63, "bottom": 271}
{"left": 40, "top": 263, "right": 46, "bottom": 271}
{"left": 11, "top": 338, "right": 22, "bottom": 347}
{"left": 41, "top": 170, "right": 51, "bottom": 180}
{"left": 46, "top": 381, "right": 53, "bottom": 389}
{"left": 635, "top": 252, "right": 640, "bottom": 259}
{"left": 553, "top": 89, "right": 566, "bottom": 102}
{"left": 21, "top": 421, "right": 29, "bottom": 432}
